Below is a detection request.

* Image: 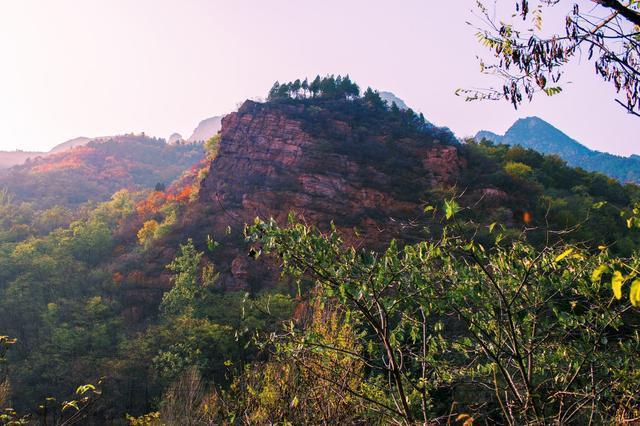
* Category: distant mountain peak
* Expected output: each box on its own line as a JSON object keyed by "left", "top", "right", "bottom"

{"left": 168, "top": 133, "right": 184, "bottom": 145}
{"left": 49, "top": 137, "right": 92, "bottom": 154}
{"left": 475, "top": 117, "right": 640, "bottom": 183}
{"left": 378, "top": 91, "right": 409, "bottom": 110}
{"left": 187, "top": 116, "right": 223, "bottom": 143}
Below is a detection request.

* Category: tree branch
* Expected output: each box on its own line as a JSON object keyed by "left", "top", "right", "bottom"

{"left": 596, "top": 0, "right": 640, "bottom": 26}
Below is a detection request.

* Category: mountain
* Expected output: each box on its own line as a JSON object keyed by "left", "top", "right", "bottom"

{"left": 0, "top": 150, "right": 45, "bottom": 169}
{"left": 3, "top": 81, "right": 640, "bottom": 420}
{"left": 0, "top": 137, "right": 95, "bottom": 170}
{"left": 167, "top": 133, "right": 184, "bottom": 145}
{"left": 174, "top": 96, "right": 634, "bottom": 291}
{"left": 0, "top": 134, "right": 204, "bottom": 208}
{"left": 49, "top": 136, "right": 92, "bottom": 154}
{"left": 379, "top": 91, "right": 409, "bottom": 110}
{"left": 187, "top": 115, "right": 223, "bottom": 143}
{"left": 182, "top": 98, "right": 462, "bottom": 289}
{"left": 475, "top": 117, "right": 640, "bottom": 183}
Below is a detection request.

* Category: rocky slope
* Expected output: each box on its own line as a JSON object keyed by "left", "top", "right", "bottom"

{"left": 379, "top": 91, "right": 409, "bottom": 110}
{"left": 49, "top": 136, "right": 92, "bottom": 154}
{"left": 120, "top": 96, "right": 639, "bottom": 319}
{"left": 180, "top": 99, "right": 464, "bottom": 290}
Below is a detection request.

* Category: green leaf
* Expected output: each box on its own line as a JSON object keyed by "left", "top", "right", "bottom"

{"left": 543, "top": 86, "right": 563, "bottom": 96}
{"left": 76, "top": 384, "right": 96, "bottom": 395}
{"left": 592, "top": 201, "right": 607, "bottom": 209}
{"left": 444, "top": 200, "right": 460, "bottom": 220}
{"left": 291, "top": 395, "right": 299, "bottom": 408}
{"left": 206, "top": 235, "right": 219, "bottom": 251}
{"left": 611, "top": 271, "right": 624, "bottom": 300}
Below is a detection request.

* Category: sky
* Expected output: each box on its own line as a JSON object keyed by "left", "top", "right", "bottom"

{"left": 0, "top": 0, "right": 638, "bottom": 155}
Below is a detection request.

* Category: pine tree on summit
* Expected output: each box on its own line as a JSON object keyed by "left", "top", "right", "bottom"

{"left": 310, "top": 75, "right": 321, "bottom": 97}
{"left": 267, "top": 74, "right": 361, "bottom": 101}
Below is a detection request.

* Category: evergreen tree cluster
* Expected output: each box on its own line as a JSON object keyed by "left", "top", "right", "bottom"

{"left": 268, "top": 75, "right": 431, "bottom": 134}
{"left": 267, "top": 74, "right": 360, "bottom": 101}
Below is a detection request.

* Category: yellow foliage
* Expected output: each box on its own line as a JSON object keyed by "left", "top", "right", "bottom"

{"left": 611, "top": 271, "right": 624, "bottom": 300}
{"left": 504, "top": 161, "right": 533, "bottom": 178}
{"left": 137, "top": 220, "right": 159, "bottom": 248}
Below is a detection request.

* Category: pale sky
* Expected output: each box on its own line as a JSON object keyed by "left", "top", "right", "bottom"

{"left": 0, "top": 1, "right": 638, "bottom": 155}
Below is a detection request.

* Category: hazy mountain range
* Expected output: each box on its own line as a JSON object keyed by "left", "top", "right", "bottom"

{"left": 2, "top": 101, "right": 637, "bottom": 186}
{"left": 0, "top": 115, "right": 223, "bottom": 170}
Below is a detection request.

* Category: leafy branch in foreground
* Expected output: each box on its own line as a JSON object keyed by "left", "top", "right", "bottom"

{"left": 1, "top": 376, "right": 103, "bottom": 425}
{"left": 242, "top": 209, "right": 640, "bottom": 424}
{"left": 462, "top": 0, "right": 640, "bottom": 116}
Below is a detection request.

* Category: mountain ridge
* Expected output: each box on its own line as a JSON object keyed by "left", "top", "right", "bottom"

{"left": 0, "top": 134, "right": 205, "bottom": 208}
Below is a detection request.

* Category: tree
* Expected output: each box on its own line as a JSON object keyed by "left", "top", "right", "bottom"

{"left": 291, "top": 79, "right": 302, "bottom": 99}
{"left": 137, "top": 219, "right": 159, "bottom": 249}
{"left": 206, "top": 298, "right": 369, "bottom": 424}
{"left": 267, "top": 81, "right": 281, "bottom": 101}
{"left": 340, "top": 75, "right": 360, "bottom": 99}
{"left": 0, "top": 336, "right": 16, "bottom": 408}
{"left": 245, "top": 208, "right": 640, "bottom": 424}
{"left": 309, "top": 75, "right": 321, "bottom": 98}
{"left": 363, "top": 87, "right": 386, "bottom": 109}
{"left": 160, "top": 239, "right": 203, "bottom": 316}
{"left": 463, "top": 1, "right": 640, "bottom": 116}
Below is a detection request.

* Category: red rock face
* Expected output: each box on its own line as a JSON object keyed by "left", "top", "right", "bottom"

{"left": 185, "top": 100, "right": 466, "bottom": 290}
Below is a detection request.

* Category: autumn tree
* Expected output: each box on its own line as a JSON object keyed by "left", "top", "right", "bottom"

{"left": 464, "top": 0, "right": 640, "bottom": 116}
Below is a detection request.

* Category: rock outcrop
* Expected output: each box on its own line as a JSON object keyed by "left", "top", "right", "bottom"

{"left": 187, "top": 100, "right": 465, "bottom": 289}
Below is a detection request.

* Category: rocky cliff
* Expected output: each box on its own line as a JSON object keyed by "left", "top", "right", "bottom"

{"left": 184, "top": 99, "right": 465, "bottom": 289}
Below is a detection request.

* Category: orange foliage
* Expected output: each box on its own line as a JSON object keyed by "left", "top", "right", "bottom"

{"left": 136, "top": 191, "right": 168, "bottom": 217}
{"left": 31, "top": 146, "right": 95, "bottom": 173}
{"left": 112, "top": 272, "right": 124, "bottom": 284}
{"left": 135, "top": 183, "right": 196, "bottom": 220}
{"left": 170, "top": 185, "right": 195, "bottom": 203}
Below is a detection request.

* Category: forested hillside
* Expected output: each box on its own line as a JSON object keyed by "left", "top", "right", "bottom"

{"left": 1, "top": 77, "right": 638, "bottom": 425}
{"left": 0, "top": 135, "right": 204, "bottom": 210}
